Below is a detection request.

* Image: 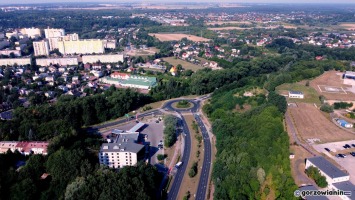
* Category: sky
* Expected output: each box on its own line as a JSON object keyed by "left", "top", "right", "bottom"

{"left": 0, "top": 0, "right": 355, "bottom": 5}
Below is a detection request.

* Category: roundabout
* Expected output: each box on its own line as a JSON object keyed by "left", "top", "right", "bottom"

{"left": 163, "top": 99, "right": 199, "bottom": 112}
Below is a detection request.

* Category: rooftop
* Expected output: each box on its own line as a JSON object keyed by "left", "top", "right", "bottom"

{"left": 345, "top": 71, "right": 355, "bottom": 76}
{"left": 307, "top": 156, "right": 348, "bottom": 178}
{"left": 128, "top": 122, "right": 145, "bottom": 133}
{"left": 332, "top": 181, "right": 355, "bottom": 198}
{"left": 289, "top": 90, "right": 303, "bottom": 95}
{"left": 100, "top": 141, "right": 144, "bottom": 154}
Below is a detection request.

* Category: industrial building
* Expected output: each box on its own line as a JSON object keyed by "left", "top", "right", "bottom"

{"left": 100, "top": 74, "right": 157, "bottom": 90}
{"left": 306, "top": 156, "right": 350, "bottom": 185}
{"left": 331, "top": 181, "right": 355, "bottom": 200}
{"left": 33, "top": 40, "right": 50, "bottom": 56}
{"left": 288, "top": 91, "right": 304, "bottom": 99}
{"left": 99, "top": 123, "right": 146, "bottom": 168}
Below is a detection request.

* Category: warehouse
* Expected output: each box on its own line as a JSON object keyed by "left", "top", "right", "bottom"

{"left": 306, "top": 156, "right": 350, "bottom": 185}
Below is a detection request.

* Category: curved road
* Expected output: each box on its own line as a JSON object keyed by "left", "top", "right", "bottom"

{"left": 164, "top": 98, "right": 212, "bottom": 200}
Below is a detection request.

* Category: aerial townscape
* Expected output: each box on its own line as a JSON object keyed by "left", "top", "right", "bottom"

{"left": 2, "top": 1, "right": 355, "bottom": 200}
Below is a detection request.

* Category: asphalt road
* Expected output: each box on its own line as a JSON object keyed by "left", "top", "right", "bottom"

{"left": 194, "top": 113, "right": 212, "bottom": 200}
{"left": 164, "top": 98, "right": 212, "bottom": 200}
{"left": 166, "top": 113, "right": 192, "bottom": 200}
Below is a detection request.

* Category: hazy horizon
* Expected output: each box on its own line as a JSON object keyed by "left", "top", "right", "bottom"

{"left": 1, "top": 0, "right": 355, "bottom": 5}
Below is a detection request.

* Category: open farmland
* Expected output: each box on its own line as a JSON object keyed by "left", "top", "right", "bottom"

{"left": 207, "top": 27, "right": 250, "bottom": 31}
{"left": 163, "top": 57, "right": 204, "bottom": 72}
{"left": 206, "top": 21, "right": 252, "bottom": 25}
{"left": 149, "top": 33, "right": 210, "bottom": 42}
{"left": 310, "top": 71, "right": 355, "bottom": 101}
{"left": 339, "top": 23, "right": 355, "bottom": 30}
{"left": 288, "top": 103, "right": 355, "bottom": 143}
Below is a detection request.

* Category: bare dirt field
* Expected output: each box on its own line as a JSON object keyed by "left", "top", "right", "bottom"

{"left": 207, "top": 25, "right": 296, "bottom": 31}
{"left": 149, "top": 33, "right": 210, "bottom": 42}
{"left": 310, "top": 71, "right": 355, "bottom": 101}
{"left": 339, "top": 23, "right": 355, "bottom": 30}
{"left": 289, "top": 103, "right": 355, "bottom": 143}
{"left": 207, "top": 27, "right": 250, "bottom": 31}
{"left": 206, "top": 21, "right": 252, "bottom": 25}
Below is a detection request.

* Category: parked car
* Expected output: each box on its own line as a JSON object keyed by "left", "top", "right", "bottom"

{"left": 352, "top": 144, "right": 355, "bottom": 148}
{"left": 336, "top": 154, "right": 345, "bottom": 158}
{"left": 350, "top": 152, "right": 355, "bottom": 157}
{"left": 325, "top": 148, "right": 331, "bottom": 152}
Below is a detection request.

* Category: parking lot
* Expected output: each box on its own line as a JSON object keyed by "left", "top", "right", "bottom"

{"left": 313, "top": 140, "right": 355, "bottom": 185}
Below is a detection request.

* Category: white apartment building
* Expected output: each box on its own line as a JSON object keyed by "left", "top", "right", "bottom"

{"left": 58, "top": 39, "right": 104, "bottom": 55}
{"left": 20, "top": 28, "right": 41, "bottom": 39}
{"left": 0, "top": 49, "right": 21, "bottom": 57}
{"left": 44, "top": 28, "right": 65, "bottom": 38}
{"left": 36, "top": 57, "right": 78, "bottom": 66}
{"left": 82, "top": 54, "right": 124, "bottom": 64}
{"left": 0, "top": 58, "right": 31, "bottom": 66}
{"left": 33, "top": 40, "right": 50, "bottom": 56}
{"left": 99, "top": 133, "right": 145, "bottom": 168}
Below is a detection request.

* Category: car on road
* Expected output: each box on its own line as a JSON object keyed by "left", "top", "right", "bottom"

{"left": 175, "top": 161, "right": 183, "bottom": 168}
{"left": 324, "top": 148, "right": 331, "bottom": 152}
{"left": 336, "top": 154, "right": 345, "bottom": 158}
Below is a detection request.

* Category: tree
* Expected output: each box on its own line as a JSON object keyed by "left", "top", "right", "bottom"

{"left": 188, "top": 162, "right": 198, "bottom": 178}
{"left": 268, "top": 91, "right": 287, "bottom": 114}
{"left": 305, "top": 166, "right": 328, "bottom": 188}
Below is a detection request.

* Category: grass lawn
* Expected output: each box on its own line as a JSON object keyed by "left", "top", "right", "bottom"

{"left": 276, "top": 82, "right": 321, "bottom": 104}
{"left": 163, "top": 57, "right": 204, "bottom": 72}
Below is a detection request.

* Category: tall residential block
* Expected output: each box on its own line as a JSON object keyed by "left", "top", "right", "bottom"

{"left": 44, "top": 28, "right": 65, "bottom": 38}
{"left": 33, "top": 40, "right": 50, "bottom": 56}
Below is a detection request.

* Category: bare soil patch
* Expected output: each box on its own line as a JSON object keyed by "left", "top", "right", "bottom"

{"left": 289, "top": 103, "right": 355, "bottom": 143}
{"left": 149, "top": 33, "right": 210, "bottom": 42}
{"left": 310, "top": 71, "right": 355, "bottom": 101}
{"left": 339, "top": 23, "right": 355, "bottom": 30}
{"left": 206, "top": 21, "right": 252, "bottom": 25}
